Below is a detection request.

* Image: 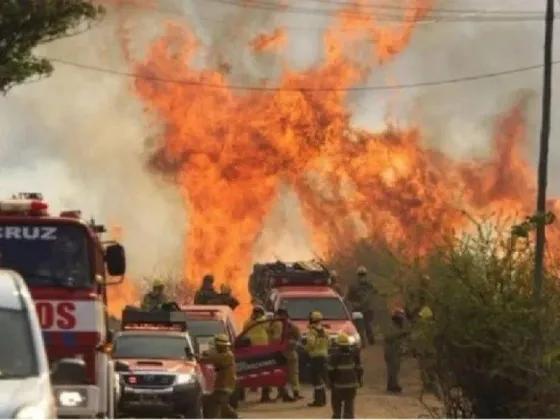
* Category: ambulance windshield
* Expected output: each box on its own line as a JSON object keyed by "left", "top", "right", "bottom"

{"left": 0, "top": 223, "right": 92, "bottom": 288}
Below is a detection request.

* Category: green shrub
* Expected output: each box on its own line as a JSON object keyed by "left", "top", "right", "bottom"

{"left": 413, "top": 223, "right": 560, "bottom": 418}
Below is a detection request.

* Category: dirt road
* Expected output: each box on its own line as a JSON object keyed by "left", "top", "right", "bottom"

{"left": 239, "top": 345, "right": 441, "bottom": 418}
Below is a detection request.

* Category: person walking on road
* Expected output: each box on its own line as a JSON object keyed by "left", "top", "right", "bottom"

{"left": 346, "top": 266, "right": 378, "bottom": 346}
{"left": 199, "top": 333, "right": 238, "bottom": 418}
{"left": 327, "top": 332, "right": 363, "bottom": 419}
{"left": 306, "top": 310, "right": 330, "bottom": 407}
{"left": 384, "top": 307, "right": 409, "bottom": 394}
{"left": 271, "top": 308, "right": 304, "bottom": 402}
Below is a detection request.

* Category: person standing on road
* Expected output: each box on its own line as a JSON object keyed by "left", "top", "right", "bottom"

{"left": 410, "top": 297, "right": 437, "bottom": 395}
{"left": 271, "top": 308, "right": 304, "bottom": 402}
{"left": 194, "top": 274, "right": 219, "bottom": 304}
{"left": 199, "top": 333, "right": 238, "bottom": 418}
{"left": 345, "top": 266, "right": 378, "bottom": 346}
{"left": 243, "top": 305, "right": 274, "bottom": 403}
{"left": 306, "top": 310, "right": 330, "bottom": 407}
{"left": 141, "top": 279, "right": 169, "bottom": 310}
{"left": 384, "top": 307, "right": 409, "bottom": 394}
{"left": 327, "top": 332, "right": 363, "bottom": 419}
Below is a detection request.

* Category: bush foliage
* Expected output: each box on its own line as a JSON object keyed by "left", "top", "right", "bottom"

{"left": 326, "top": 220, "right": 560, "bottom": 418}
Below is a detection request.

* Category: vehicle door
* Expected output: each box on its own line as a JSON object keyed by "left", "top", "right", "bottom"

{"left": 234, "top": 317, "right": 289, "bottom": 389}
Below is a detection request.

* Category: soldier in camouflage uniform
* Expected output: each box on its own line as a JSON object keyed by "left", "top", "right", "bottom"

{"left": 213, "top": 284, "right": 240, "bottom": 310}
{"left": 194, "top": 274, "right": 219, "bottom": 305}
{"left": 345, "top": 266, "right": 378, "bottom": 346}
{"left": 141, "top": 279, "right": 169, "bottom": 311}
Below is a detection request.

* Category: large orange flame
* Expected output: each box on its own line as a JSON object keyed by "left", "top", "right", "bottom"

{"left": 102, "top": 0, "right": 560, "bottom": 317}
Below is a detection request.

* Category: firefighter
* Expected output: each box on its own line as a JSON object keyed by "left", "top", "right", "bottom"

{"left": 306, "top": 310, "right": 330, "bottom": 407}
{"left": 213, "top": 284, "right": 240, "bottom": 310}
{"left": 271, "top": 308, "right": 303, "bottom": 402}
{"left": 330, "top": 270, "right": 344, "bottom": 296}
{"left": 243, "top": 305, "right": 273, "bottom": 402}
{"left": 412, "top": 298, "right": 437, "bottom": 395}
{"left": 141, "top": 279, "right": 169, "bottom": 310}
{"left": 194, "top": 274, "right": 219, "bottom": 305}
{"left": 327, "top": 332, "right": 363, "bottom": 419}
{"left": 384, "top": 307, "right": 408, "bottom": 393}
{"left": 199, "top": 333, "right": 238, "bottom": 418}
{"left": 345, "top": 266, "right": 377, "bottom": 346}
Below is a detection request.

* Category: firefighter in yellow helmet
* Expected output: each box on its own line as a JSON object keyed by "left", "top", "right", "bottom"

{"left": 305, "top": 310, "right": 330, "bottom": 407}
{"left": 213, "top": 284, "right": 240, "bottom": 310}
{"left": 327, "top": 333, "right": 363, "bottom": 418}
{"left": 141, "top": 279, "right": 169, "bottom": 310}
{"left": 243, "top": 305, "right": 273, "bottom": 402}
{"left": 199, "top": 333, "right": 238, "bottom": 418}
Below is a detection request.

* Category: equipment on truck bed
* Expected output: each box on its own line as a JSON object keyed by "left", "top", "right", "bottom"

{"left": 249, "top": 260, "right": 332, "bottom": 303}
{"left": 121, "top": 306, "right": 189, "bottom": 332}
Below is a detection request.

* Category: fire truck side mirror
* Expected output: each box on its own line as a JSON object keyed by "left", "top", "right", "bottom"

{"left": 105, "top": 243, "right": 126, "bottom": 277}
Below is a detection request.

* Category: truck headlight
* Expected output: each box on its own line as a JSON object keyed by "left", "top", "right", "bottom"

{"left": 176, "top": 373, "right": 196, "bottom": 385}
{"left": 13, "top": 405, "right": 45, "bottom": 419}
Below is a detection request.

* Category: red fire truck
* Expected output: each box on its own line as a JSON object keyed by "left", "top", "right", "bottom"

{"left": 0, "top": 193, "right": 126, "bottom": 418}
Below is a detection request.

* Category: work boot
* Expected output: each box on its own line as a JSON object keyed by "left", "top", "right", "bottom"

{"left": 260, "top": 387, "right": 274, "bottom": 403}
{"left": 387, "top": 385, "right": 402, "bottom": 394}
{"left": 318, "top": 388, "right": 327, "bottom": 406}
{"left": 307, "top": 389, "right": 324, "bottom": 407}
{"left": 277, "top": 387, "right": 295, "bottom": 402}
{"left": 293, "top": 390, "right": 304, "bottom": 400}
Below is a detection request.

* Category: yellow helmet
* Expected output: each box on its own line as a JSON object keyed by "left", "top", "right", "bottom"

{"left": 356, "top": 266, "right": 367, "bottom": 276}
{"left": 153, "top": 279, "right": 164, "bottom": 288}
{"left": 309, "top": 311, "right": 323, "bottom": 322}
{"left": 220, "top": 284, "right": 231, "bottom": 294}
{"left": 214, "top": 333, "right": 231, "bottom": 346}
{"left": 335, "top": 332, "right": 350, "bottom": 346}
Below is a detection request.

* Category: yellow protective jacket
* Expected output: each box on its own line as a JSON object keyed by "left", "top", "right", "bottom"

{"left": 243, "top": 316, "right": 269, "bottom": 346}
{"left": 306, "top": 325, "right": 329, "bottom": 358}
{"left": 199, "top": 349, "right": 236, "bottom": 393}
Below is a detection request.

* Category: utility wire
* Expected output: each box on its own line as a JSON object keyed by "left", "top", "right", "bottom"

{"left": 45, "top": 56, "right": 560, "bottom": 91}
{"left": 194, "top": 0, "right": 558, "bottom": 21}
{"left": 116, "top": 0, "right": 554, "bottom": 24}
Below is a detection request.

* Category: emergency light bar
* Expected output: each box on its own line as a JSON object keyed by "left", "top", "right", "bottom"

{"left": 0, "top": 199, "right": 48, "bottom": 214}
{"left": 60, "top": 210, "right": 82, "bottom": 219}
{"left": 270, "top": 276, "right": 331, "bottom": 288}
{"left": 185, "top": 309, "right": 222, "bottom": 318}
{"left": 121, "top": 307, "right": 189, "bottom": 332}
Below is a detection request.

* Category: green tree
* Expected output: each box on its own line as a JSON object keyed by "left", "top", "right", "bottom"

{"left": 0, "top": 0, "right": 104, "bottom": 93}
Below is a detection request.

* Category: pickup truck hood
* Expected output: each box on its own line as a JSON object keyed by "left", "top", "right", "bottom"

{"left": 293, "top": 319, "right": 357, "bottom": 336}
{"left": 116, "top": 358, "right": 196, "bottom": 374}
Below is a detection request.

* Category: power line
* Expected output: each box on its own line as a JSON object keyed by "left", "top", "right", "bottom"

{"left": 194, "top": 0, "right": 557, "bottom": 22}
{"left": 116, "top": 0, "right": 555, "bottom": 24}
{"left": 301, "top": 0, "right": 546, "bottom": 16}
{"left": 45, "top": 56, "right": 560, "bottom": 91}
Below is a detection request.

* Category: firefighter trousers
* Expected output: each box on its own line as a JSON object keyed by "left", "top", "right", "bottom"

{"left": 277, "top": 356, "right": 301, "bottom": 400}
{"left": 362, "top": 310, "right": 375, "bottom": 345}
{"left": 309, "top": 356, "right": 328, "bottom": 405}
{"left": 384, "top": 347, "right": 401, "bottom": 391}
{"left": 331, "top": 387, "right": 357, "bottom": 418}
{"left": 209, "top": 389, "right": 238, "bottom": 418}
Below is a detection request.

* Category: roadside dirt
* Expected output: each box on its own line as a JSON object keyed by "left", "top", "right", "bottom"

{"left": 239, "top": 345, "right": 441, "bottom": 418}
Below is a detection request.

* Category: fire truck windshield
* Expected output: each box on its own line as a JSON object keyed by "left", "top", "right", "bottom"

{"left": 0, "top": 223, "right": 92, "bottom": 288}
{"left": 281, "top": 297, "right": 349, "bottom": 321}
{"left": 0, "top": 308, "right": 38, "bottom": 379}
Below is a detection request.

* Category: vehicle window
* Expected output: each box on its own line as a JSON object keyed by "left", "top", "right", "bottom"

{"left": 281, "top": 297, "right": 349, "bottom": 320}
{"left": 185, "top": 319, "right": 226, "bottom": 352}
{"left": 113, "top": 334, "right": 189, "bottom": 359}
{"left": 0, "top": 223, "right": 92, "bottom": 288}
{"left": 0, "top": 308, "right": 38, "bottom": 378}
